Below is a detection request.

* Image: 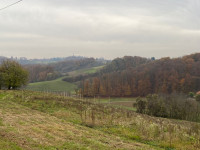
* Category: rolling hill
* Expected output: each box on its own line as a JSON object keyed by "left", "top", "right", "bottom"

{"left": 26, "top": 76, "right": 77, "bottom": 94}
{"left": 82, "top": 53, "right": 200, "bottom": 97}
{"left": 0, "top": 91, "right": 161, "bottom": 150}
{"left": 0, "top": 90, "right": 200, "bottom": 150}
{"left": 25, "top": 66, "right": 104, "bottom": 94}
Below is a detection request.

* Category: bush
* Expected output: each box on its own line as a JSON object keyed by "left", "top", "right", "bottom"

{"left": 196, "top": 94, "right": 200, "bottom": 102}
{"left": 189, "top": 92, "right": 195, "bottom": 98}
{"left": 135, "top": 97, "right": 146, "bottom": 113}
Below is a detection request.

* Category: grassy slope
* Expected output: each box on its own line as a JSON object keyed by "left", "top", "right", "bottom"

{"left": 68, "top": 66, "right": 104, "bottom": 76}
{"left": 26, "top": 66, "right": 104, "bottom": 93}
{"left": 26, "top": 77, "right": 77, "bottom": 93}
{"left": 1, "top": 91, "right": 200, "bottom": 150}
{"left": 0, "top": 91, "right": 155, "bottom": 150}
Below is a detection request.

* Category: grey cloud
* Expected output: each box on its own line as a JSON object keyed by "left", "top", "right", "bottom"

{"left": 0, "top": 0, "right": 199, "bottom": 59}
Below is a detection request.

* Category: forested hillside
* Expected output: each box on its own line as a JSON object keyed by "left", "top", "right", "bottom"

{"left": 63, "top": 56, "right": 151, "bottom": 83}
{"left": 51, "top": 58, "right": 105, "bottom": 73}
{"left": 0, "top": 56, "right": 107, "bottom": 83}
{"left": 24, "top": 65, "right": 61, "bottom": 83}
{"left": 82, "top": 53, "right": 200, "bottom": 97}
{"left": 100, "top": 56, "right": 151, "bottom": 74}
{"left": 25, "top": 58, "right": 107, "bottom": 83}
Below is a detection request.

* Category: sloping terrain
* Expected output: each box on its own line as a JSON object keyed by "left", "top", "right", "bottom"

{"left": 25, "top": 57, "right": 106, "bottom": 83}
{"left": 1, "top": 91, "right": 200, "bottom": 150}
{"left": 26, "top": 76, "right": 77, "bottom": 94}
{"left": 68, "top": 66, "right": 104, "bottom": 76}
{"left": 0, "top": 91, "right": 158, "bottom": 150}
{"left": 82, "top": 53, "right": 200, "bottom": 97}
{"left": 26, "top": 66, "right": 104, "bottom": 94}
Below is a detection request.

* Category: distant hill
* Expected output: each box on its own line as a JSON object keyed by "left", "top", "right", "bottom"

{"left": 100, "top": 56, "right": 151, "bottom": 74}
{"left": 82, "top": 53, "right": 200, "bottom": 97}
{"left": 23, "top": 57, "right": 108, "bottom": 83}
{"left": 0, "top": 56, "right": 108, "bottom": 65}
{"left": 0, "top": 56, "right": 7, "bottom": 63}
{"left": 26, "top": 66, "right": 104, "bottom": 93}
{"left": 62, "top": 56, "right": 151, "bottom": 84}
{"left": 51, "top": 57, "right": 106, "bottom": 74}
{"left": 0, "top": 55, "right": 108, "bottom": 83}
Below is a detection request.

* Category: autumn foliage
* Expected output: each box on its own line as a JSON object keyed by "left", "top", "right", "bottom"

{"left": 82, "top": 53, "right": 200, "bottom": 97}
{"left": 25, "top": 58, "right": 105, "bottom": 83}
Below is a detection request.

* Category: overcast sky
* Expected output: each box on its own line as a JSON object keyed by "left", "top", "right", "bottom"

{"left": 0, "top": 0, "right": 199, "bottom": 59}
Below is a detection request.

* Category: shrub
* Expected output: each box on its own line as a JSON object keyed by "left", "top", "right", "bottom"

{"left": 188, "top": 92, "right": 195, "bottom": 98}
{"left": 196, "top": 94, "right": 200, "bottom": 102}
{"left": 135, "top": 97, "right": 146, "bottom": 113}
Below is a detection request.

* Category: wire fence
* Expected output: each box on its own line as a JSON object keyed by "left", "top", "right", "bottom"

{"left": 25, "top": 87, "right": 75, "bottom": 97}
{"left": 23, "top": 88, "right": 134, "bottom": 109}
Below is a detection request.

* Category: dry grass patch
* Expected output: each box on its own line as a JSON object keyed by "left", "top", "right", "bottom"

{"left": 0, "top": 93, "right": 156, "bottom": 150}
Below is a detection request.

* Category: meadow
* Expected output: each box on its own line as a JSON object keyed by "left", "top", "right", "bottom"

{"left": 88, "top": 97, "right": 137, "bottom": 111}
{"left": 26, "top": 76, "right": 77, "bottom": 94}
{"left": 1, "top": 90, "right": 200, "bottom": 150}
{"left": 26, "top": 66, "right": 104, "bottom": 94}
{"left": 68, "top": 66, "right": 104, "bottom": 76}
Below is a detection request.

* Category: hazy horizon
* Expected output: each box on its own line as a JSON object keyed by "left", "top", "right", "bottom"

{"left": 0, "top": 0, "right": 199, "bottom": 59}
{"left": 1, "top": 52, "right": 199, "bottom": 61}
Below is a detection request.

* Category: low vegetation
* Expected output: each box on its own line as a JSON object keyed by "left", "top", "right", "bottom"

{"left": 1, "top": 90, "right": 200, "bottom": 149}
{"left": 0, "top": 91, "right": 158, "bottom": 150}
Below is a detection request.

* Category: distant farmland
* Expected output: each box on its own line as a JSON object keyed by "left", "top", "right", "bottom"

{"left": 68, "top": 66, "right": 104, "bottom": 76}
{"left": 26, "top": 76, "right": 77, "bottom": 94}
{"left": 26, "top": 66, "right": 104, "bottom": 94}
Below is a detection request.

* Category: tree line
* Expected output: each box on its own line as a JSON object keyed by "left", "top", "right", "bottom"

{"left": 24, "top": 65, "right": 61, "bottom": 83}
{"left": 135, "top": 94, "right": 200, "bottom": 122}
{"left": 82, "top": 53, "right": 200, "bottom": 97}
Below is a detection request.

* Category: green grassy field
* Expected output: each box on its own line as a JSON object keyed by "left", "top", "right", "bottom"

{"left": 68, "top": 65, "right": 104, "bottom": 76}
{"left": 98, "top": 97, "right": 137, "bottom": 103}
{"left": 87, "top": 97, "right": 137, "bottom": 111}
{"left": 26, "top": 76, "right": 77, "bottom": 93}
{"left": 26, "top": 66, "right": 104, "bottom": 94}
